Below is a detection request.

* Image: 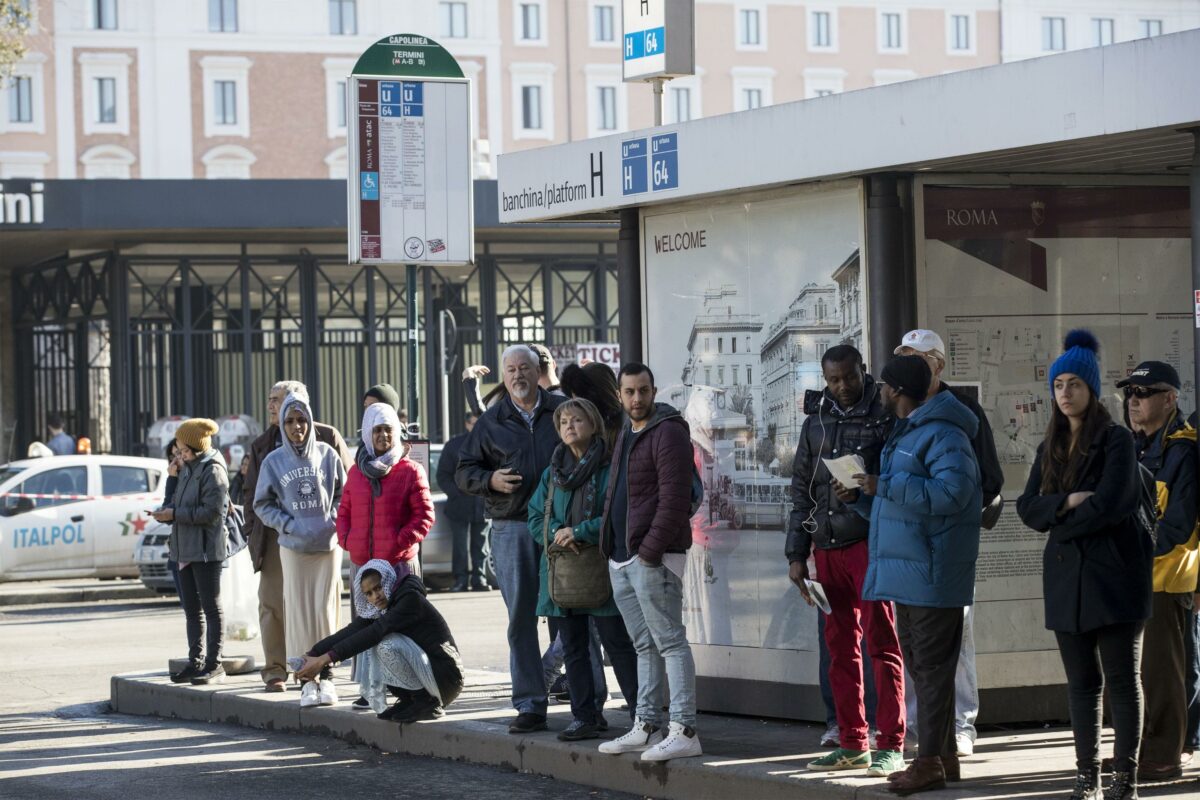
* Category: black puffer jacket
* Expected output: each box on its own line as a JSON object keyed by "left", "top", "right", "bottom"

{"left": 455, "top": 389, "right": 565, "bottom": 521}
{"left": 1017, "top": 422, "right": 1152, "bottom": 634}
{"left": 785, "top": 376, "right": 893, "bottom": 563}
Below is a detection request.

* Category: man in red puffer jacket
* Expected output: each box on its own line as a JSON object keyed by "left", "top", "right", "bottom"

{"left": 598, "top": 362, "right": 700, "bottom": 762}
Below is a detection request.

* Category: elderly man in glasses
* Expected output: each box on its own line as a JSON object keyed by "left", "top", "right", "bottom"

{"left": 1120, "top": 360, "right": 1199, "bottom": 782}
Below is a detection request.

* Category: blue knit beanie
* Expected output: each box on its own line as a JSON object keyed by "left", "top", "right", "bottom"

{"left": 1048, "top": 329, "right": 1101, "bottom": 398}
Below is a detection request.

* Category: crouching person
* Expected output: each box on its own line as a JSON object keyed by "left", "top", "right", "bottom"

{"left": 297, "top": 560, "right": 464, "bottom": 723}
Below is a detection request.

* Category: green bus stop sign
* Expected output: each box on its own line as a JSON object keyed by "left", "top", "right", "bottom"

{"left": 351, "top": 34, "right": 464, "bottom": 78}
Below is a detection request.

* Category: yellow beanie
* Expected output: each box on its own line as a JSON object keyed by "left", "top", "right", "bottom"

{"left": 176, "top": 418, "right": 219, "bottom": 453}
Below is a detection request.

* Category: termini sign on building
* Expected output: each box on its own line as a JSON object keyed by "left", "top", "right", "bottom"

{"left": 347, "top": 35, "right": 474, "bottom": 266}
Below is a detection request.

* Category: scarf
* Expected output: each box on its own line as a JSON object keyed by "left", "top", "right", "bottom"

{"left": 353, "top": 559, "right": 397, "bottom": 619}
{"left": 550, "top": 437, "right": 606, "bottom": 491}
{"left": 280, "top": 393, "right": 315, "bottom": 459}
{"left": 357, "top": 402, "right": 405, "bottom": 497}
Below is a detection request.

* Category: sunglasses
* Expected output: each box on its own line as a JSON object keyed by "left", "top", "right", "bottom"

{"left": 1123, "top": 385, "right": 1168, "bottom": 400}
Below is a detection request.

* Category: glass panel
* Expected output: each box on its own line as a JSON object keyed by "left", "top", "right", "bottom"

{"left": 101, "top": 465, "right": 151, "bottom": 495}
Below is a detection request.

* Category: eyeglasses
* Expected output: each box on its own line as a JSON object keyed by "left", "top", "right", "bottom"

{"left": 1123, "top": 386, "right": 1168, "bottom": 400}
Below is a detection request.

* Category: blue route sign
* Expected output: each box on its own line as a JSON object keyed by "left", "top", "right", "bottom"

{"left": 621, "top": 138, "right": 648, "bottom": 196}
{"left": 651, "top": 133, "right": 679, "bottom": 191}
{"left": 624, "top": 27, "right": 665, "bottom": 61}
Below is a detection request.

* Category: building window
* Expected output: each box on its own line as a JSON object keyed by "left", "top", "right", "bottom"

{"left": 521, "top": 85, "right": 542, "bottom": 130}
{"left": 670, "top": 87, "right": 691, "bottom": 122}
{"left": 209, "top": 0, "right": 237, "bottom": 32}
{"left": 441, "top": 1, "right": 468, "bottom": 38}
{"left": 596, "top": 86, "right": 616, "bottom": 130}
{"left": 718, "top": 337, "right": 724, "bottom": 354}
{"left": 950, "top": 14, "right": 970, "bottom": 51}
{"left": 520, "top": 3, "right": 540, "bottom": 41}
{"left": 738, "top": 8, "right": 761, "bottom": 47}
{"left": 741, "top": 88, "right": 762, "bottom": 110}
{"left": 8, "top": 76, "right": 31, "bottom": 123}
{"left": 815, "top": 89, "right": 832, "bottom": 97}
{"left": 1092, "top": 18, "right": 1114, "bottom": 46}
{"left": 80, "top": 144, "right": 135, "bottom": 179}
{"left": 214, "top": 80, "right": 237, "bottom": 125}
{"left": 329, "top": 0, "right": 356, "bottom": 35}
{"left": 96, "top": 77, "right": 116, "bottom": 123}
{"left": 335, "top": 80, "right": 347, "bottom": 129}
{"left": 881, "top": 12, "right": 903, "bottom": 50}
{"left": 1042, "top": 17, "right": 1066, "bottom": 51}
{"left": 804, "top": 67, "right": 845, "bottom": 99}
{"left": 94, "top": 0, "right": 117, "bottom": 30}
{"left": 592, "top": 2, "right": 615, "bottom": 43}
{"left": 1140, "top": 19, "right": 1163, "bottom": 38}
{"left": 705, "top": 337, "right": 710, "bottom": 353}
{"left": 811, "top": 10, "right": 831, "bottom": 48}
{"left": 705, "top": 367, "right": 712, "bottom": 385}
{"left": 732, "top": 367, "right": 739, "bottom": 385}
{"left": 717, "top": 366, "right": 725, "bottom": 384}
{"left": 747, "top": 367, "right": 752, "bottom": 384}
{"left": 202, "top": 144, "right": 256, "bottom": 179}
{"left": 732, "top": 338, "right": 738, "bottom": 354}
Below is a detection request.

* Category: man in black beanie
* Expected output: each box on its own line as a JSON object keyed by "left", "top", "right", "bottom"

{"left": 838, "top": 354, "right": 983, "bottom": 795}
{"left": 363, "top": 383, "right": 401, "bottom": 411}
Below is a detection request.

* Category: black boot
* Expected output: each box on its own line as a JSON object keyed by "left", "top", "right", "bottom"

{"left": 1103, "top": 772, "right": 1136, "bottom": 800}
{"left": 170, "top": 663, "right": 203, "bottom": 684}
{"left": 395, "top": 690, "right": 444, "bottom": 723}
{"left": 451, "top": 577, "right": 469, "bottom": 592}
{"left": 378, "top": 689, "right": 415, "bottom": 721}
{"left": 1068, "top": 770, "right": 1100, "bottom": 800}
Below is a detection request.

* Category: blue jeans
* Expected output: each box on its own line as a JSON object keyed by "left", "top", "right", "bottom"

{"left": 543, "top": 620, "right": 609, "bottom": 713}
{"left": 489, "top": 519, "right": 547, "bottom": 716}
{"left": 1186, "top": 608, "right": 1200, "bottom": 750}
{"left": 905, "top": 604, "right": 980, "bottom": 742}
{"left": 819, "top": 611, "right": 878, "bottom": 728}
{"left": 610, "top": 560, "right": 696, "bottom": 727}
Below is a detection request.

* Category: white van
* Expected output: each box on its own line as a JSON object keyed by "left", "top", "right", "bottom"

{"left": 0, "top": 455, "right": 167, "bottom": 581}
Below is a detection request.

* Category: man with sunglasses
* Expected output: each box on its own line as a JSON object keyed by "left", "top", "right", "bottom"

{"left": 1119, "top": 361, "right": 1198, "bottom": 781}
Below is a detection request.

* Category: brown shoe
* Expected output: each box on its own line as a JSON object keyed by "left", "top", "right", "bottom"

{"left": 1137, "top": 760, "right": 1183, "bottom": 782}
{"left": 264, "top": 678, "right": 286, "bottom": 693}
{"left": 942, "top": 754, "right": 961, "bottom": 782}
{"left": 888, "top": 756, "right": 946, "bottom": 796}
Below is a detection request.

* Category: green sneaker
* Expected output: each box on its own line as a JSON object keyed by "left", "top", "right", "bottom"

{"left": 867, "top": 749, "right": 905, "bottom": 776}
{"left": 807, "top": 747, "right": 871, "bottom": 771}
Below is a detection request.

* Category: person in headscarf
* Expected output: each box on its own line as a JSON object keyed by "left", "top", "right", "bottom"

{"left": 297, "top": 560, "right": 465, "bottom": 723}
{"left": 253, "top": 392, "right": 348, "bottom": 709}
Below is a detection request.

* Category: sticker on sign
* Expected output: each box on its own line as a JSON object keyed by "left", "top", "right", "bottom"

{"left": 622, "top": 0, "right": 695, "bottom": 82}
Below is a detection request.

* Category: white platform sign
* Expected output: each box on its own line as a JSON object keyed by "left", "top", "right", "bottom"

{"left": 622, "top": 0, "right": 695, "bottom": 81}
{"left": 348, "top": 77, "right": 474, "bottom": 265}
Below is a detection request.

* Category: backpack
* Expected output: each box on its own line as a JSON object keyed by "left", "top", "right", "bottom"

{"left": 689, "top": 463, "right": 704, "bottom": 518}
{"left": 1132, "top": 462, "right": 1158, "bottom": 547}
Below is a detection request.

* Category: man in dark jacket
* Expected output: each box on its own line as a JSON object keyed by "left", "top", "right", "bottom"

{"left": 242, "top": 379, "right": 353, "bottom": 691}
{"left": 850, "top": 355, "right": 982, "bottom": 795}
{"left": 455, "top": 345, "right": 564, "bottom": 733}
{"left": 789, "top": 345, "right": 904, "bottom": 774}
{"left": 895, "top": 329, "right": 1003, "bottom": 757}
{"left": 439, "top": 412, "right": 488, "bottom": 592}
{"left": 1121, "top": 361, "right": 1198, "bottom": 781}
{"left": 597, "top": 363, "right": 701, "bottom": 762}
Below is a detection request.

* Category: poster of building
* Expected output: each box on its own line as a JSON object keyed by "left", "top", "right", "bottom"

{"left": 641, "top": 183, "right": 865, "bottom": 653}
{"left": 919, "top": 183, "right": 1194, "bottom": 656}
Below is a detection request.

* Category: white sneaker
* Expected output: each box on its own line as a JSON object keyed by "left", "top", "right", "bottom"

{"left": 955, "top": 732, "right": 975, "bottom": 757}
{"left": 300, "top": 681, "right": 321, "bottom": 708}
{"left": 640, "top": 721, "right": 703, "bottom": 762}
{"left": 318, "top": 679, "right": 339, "bottom": 707}
{"left": 820, "top": 723, "right": 840, "bottom": 748}
{"left": 598, "top": 718, "right": 664, "bottom": 754}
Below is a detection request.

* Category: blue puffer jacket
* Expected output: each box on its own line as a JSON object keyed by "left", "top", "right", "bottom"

{"left": 859, "top": 390, "right": 983, "bottom": 609}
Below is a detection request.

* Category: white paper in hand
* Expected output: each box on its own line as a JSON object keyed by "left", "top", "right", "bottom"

{"left": 823, "top": 454, "right": 867, "bottom": 490}
{"left": 804, "top": 579, "right": 832, "bottom": 615}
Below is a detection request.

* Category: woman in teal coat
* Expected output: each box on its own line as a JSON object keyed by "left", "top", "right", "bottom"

{"left": 529, "top": 397, "right": 639, "bottom": 743}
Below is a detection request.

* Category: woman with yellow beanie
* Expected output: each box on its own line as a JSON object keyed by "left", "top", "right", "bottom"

{"left": 151, "top": 417, "right": 230, "bottom": 685}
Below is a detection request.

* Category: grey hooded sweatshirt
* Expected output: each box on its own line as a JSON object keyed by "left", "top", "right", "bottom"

{"left": 253, "top": 393, "right": 347, "bottom": 553}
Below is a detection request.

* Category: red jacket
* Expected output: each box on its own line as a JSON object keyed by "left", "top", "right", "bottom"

{"left": 337, "top": 459, "right": 434, "bottom": 566}
{"left": 600, "top": 403, "right": 694, "bottom": 563}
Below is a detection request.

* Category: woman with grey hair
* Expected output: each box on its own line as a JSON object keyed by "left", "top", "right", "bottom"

{"left": 527, "top": 397, "right": 639, "bottom": 741}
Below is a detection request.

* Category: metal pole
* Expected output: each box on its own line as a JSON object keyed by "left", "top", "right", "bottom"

{"left": 406, "top": 263, "right": 419, "bottom": 429}
{"left": 440, "top": 310, "right": 451, "bottom": 440}
{"left": 617, "top": 208, "right": 643, "bottom": 362}
{"left": 1190, "top": 129, "right": 1200, "bottom": 426}
{"left": 652, "top": 78, "right": 664, "bottom": 127}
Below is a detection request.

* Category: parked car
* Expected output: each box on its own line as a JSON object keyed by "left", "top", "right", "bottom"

{"left": 0, "top": 455, "right": 167, "bottom": 581}
{"left": 132, "top": 520, "right": 176, "bottom": 592}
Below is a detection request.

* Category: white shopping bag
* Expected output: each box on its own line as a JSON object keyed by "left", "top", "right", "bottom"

{"left": 221, "top": 547, "right": 261, "bottom": 641}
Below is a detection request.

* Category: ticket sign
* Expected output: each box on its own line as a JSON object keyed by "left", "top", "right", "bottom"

{"left": 347, "top": 35, "right": 474, "bottom": 266}
{"left": 622, "top": 0, "right": 695, "bottom": 81}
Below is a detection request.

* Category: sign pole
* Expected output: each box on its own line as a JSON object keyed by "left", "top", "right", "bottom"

{"left": 407, "top": 263, "right": 419, "bottom": 427}
{"left": 652, "top": 77, "right": 664, "bottom": 126}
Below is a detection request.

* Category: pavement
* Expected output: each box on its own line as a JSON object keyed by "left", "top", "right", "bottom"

{"left": 0, "top": 577, "right": 156, "bottom": 606}
{"left": 110, "top": 669, "right": 1200, "bottom": 800}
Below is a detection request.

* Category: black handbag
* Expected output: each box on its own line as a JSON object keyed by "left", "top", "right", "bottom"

{"left": 542, "top": 484, "right": 612, "bottom": 609}
{"left": 224, "top": 501, "right": 249, "bottom": 559}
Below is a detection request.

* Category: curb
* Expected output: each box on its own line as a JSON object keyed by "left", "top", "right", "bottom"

{"left": 0, "top": 585, "right": 158, "bottom": 606}
{"left": 110, "top": 673, "right": 874, "bottom": 800}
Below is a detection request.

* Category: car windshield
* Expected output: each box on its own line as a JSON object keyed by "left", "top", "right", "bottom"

{"left": 0, "top": 466, "right": 26, "bottom": 487}
{"left": 427, "top": 449, "right": 441, "bottom": 493}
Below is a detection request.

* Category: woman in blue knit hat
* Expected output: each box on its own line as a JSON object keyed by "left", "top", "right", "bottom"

{"left": 1017, "top": 331, "right": 1152, "bottom": 800}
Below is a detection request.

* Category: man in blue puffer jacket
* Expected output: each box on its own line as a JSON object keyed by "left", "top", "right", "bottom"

{"left": 843, "top": 354, "right": 981, "bottom": 796}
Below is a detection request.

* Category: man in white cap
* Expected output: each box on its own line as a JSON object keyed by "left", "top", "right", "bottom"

{"left": 894, "top": 330, "right": 1003, "bottom": 759}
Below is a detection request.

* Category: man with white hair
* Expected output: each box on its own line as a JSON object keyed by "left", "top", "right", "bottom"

{"left": 1120, "top": 361, "right": 1198, "bottom": 781}
{"left": 243, "top": 379, "right": 354, "bottom": 692}
{"left": 893, "top": 330, "right": 1003, "bottom": 760}
{"left": 456, "top": 345, "right": 565, "bottom": 733}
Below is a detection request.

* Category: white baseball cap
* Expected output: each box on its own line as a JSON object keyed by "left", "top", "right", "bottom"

{"left": 894, "top": 329, "right": 946, "bottom": 356}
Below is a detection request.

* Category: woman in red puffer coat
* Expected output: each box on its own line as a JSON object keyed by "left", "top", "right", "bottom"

{"left": 338, "top": 403, "right": 435, "bottom": 576}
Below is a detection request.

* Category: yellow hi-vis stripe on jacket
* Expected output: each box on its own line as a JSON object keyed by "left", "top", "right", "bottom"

{"left": 1153, "top": 426, "right": 1199, "bottom": 594}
